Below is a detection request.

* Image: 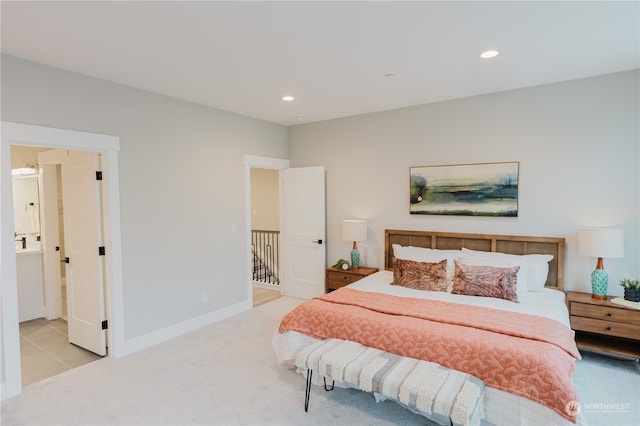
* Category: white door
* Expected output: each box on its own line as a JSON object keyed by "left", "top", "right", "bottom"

{"left": 62, "top": 151, "right": 106, "bottom": 356}
{"left": 282, "top": 166, "right": 326, "bottom": 299}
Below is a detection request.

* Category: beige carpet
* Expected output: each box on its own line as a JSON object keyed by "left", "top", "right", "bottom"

{"left": 2, "top": 297, "right": 430, "bottom": 425}
{"left": 2, "top": 296, "right": 639, "bottom": 425}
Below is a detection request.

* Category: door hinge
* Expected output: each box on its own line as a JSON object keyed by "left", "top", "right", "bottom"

{"left": 98, "top": 246, "right": 106, "bottom": 256}
{"left": 101, "top": 320, "right": 108, "bottom": 330}
{"left": 96, "top": 171, "right": 103, "bottom": 181}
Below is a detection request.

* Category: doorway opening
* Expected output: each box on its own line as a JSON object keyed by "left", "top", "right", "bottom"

{"left": 243, "top": 156, "right": 327, "bottom": 305}
{"left": 250, "top": 168, "right": 281, "bottom": 307}
{"left": 12, "top": 145, "right": 108, "bottom": 386}
{"left": 244, "top": 155, "right": 288, "bottom": 308}
{"left": 1, "top": 121, "right": 123, "bottom": 400}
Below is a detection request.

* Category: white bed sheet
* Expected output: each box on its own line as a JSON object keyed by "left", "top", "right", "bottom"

{"left": 272, "top": 270, "right": 584, "bottom": 426}
{"left": 348, "top": 270, "right": 571, "bottom": 327}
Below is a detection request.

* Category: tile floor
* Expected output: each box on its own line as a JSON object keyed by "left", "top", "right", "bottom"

{"left": 20, "top": 318, "right": 103, "bottom": 387}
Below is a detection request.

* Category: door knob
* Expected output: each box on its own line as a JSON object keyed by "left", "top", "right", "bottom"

{"left": 312, "top": 239, "right": 323, "bottom": 245}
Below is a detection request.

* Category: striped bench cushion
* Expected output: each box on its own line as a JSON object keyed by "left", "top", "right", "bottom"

{"left": 295, "top": 338, "right": 485, "bottom": 426}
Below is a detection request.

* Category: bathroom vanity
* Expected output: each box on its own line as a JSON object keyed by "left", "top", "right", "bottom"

{"left": 16, "top": 243, "right": 44, "bottom": 322}
{"left": 13, "top": 171, "right": 46, "bottom": 322}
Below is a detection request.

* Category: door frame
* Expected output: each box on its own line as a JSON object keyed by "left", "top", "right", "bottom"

{"left": 38, "top": 159, "right": 63, "bottom": 321}
{"left": 0, "top": 122, "right": 124, "bottom": 400}
{"left": 244, "top": 155, "right": 289, "bottom": 303}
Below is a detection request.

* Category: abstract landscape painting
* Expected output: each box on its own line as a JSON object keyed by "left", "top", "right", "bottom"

{"left": 410, "top": 162, "right": 519, "bottom": 217}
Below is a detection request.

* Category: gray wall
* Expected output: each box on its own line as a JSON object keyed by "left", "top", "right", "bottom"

{"left": 1, "top": 55, "right": 288, "bottom": 339}
{"left": 289, "top": 70, "right": 639, "bottom": 296}
{"left": 3, "top": 52, "right": 637, "bottom": 336}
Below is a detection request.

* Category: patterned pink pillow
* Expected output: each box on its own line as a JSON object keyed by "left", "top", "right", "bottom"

{"left": 392, "top": 258, "right": 447, "bottom": 291}
{"left": 452, "top": 260, "right": 520, "bottom": 302}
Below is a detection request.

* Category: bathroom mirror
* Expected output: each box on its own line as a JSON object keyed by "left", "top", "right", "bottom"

{"left": 12, "top": 174, "right": 41, "bottom": 249}
{"left": 12, "top": 145, "right": 49, "bottom": 250}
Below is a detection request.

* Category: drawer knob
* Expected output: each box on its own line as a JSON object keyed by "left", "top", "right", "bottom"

{"left": 607, "top": 312, "right": 612, "bottom": 317}
{"left": 606, "top": 327, "right": 611, "bottom": 331}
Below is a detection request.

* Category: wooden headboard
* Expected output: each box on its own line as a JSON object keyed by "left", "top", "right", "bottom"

{"left": 384, "top": 229, "right": 566, "bottom": 291}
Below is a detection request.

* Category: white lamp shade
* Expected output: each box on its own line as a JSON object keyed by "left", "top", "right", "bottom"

{"left": 578, "top": 228, "right": 624, "bottom": 258}
{"left": 342, "top": 220, "right": 367, "bottom": 242}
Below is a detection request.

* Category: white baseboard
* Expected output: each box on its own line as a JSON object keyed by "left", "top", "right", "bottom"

{"left": 118, "top": 298, "right": 252, "bottom": 357}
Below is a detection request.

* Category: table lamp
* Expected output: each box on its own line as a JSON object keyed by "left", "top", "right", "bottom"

{"left": 578, "top": 228, "right": 624, "bottom": 300}
{"left": 342, "top": 220, "right": 367, "bottom": 268}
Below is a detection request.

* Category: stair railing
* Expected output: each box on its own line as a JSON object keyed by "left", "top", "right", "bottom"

{"left": 251, "top": 230, "right": 280, "bottom": 285}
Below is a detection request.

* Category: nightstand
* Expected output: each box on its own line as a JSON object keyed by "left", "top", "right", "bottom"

{"left": 326, "top": 266, "right": 378, "bottom": 292}
{"left": 566, "top": 291, "right": 640, "bottom": 359}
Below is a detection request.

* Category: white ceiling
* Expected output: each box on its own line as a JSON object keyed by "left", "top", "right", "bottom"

{"left": 1, "top": 1, "right": 638, "bottom": 126}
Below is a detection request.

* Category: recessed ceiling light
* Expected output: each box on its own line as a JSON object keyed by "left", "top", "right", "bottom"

{"left": 282, "top": 95, "right": 295, "bottom": 102}
{"left": 480, "top": 50, "right": 499, "bottom": 59}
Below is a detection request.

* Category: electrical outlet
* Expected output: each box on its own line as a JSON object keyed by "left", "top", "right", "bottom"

{"left": 202, "top": 292, "right": 208, "bottom": 303}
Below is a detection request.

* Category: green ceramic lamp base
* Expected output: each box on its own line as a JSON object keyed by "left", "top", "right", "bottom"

{"left": 591, "top": 267, "right": 608, "bottom": 300}
{"left": 351, "top": 247, "right": 360, "bottom": 268}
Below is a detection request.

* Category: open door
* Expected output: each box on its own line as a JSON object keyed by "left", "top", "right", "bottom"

{"left": 281, "top": 166, "right": 326, "bottom": 299}
{"left": 61, "top": 150, "right": 106, "bottom": 356}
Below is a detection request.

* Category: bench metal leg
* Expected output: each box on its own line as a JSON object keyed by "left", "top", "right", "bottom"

{"left": 324, "top": 377, "right": 335, "bottom": 391}
{"left": 304, "top": 370, "right": 335, "bottom": 413}
{"left": 304, "top": 369, "right": 312, "bottom": 412}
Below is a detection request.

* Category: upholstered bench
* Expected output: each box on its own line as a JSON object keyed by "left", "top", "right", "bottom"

{"left": 295, "top": 338, "right": 485, "bottom": 426}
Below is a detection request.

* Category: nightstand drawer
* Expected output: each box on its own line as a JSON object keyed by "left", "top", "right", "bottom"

{"left": 571, "top": 316, "right": 640, "bottom": 340}
{"left": 327, "top": 272, "right": 362, "bottom": 290}
{"left": 571, "top": 302, "right": 640, "bottom": 326}
{"left": 327, "top": 271, "right": 363, "bottom": 284}
{"left": 327, "top": 279, "right": 350, "bottom": 290}
{"left": 326, "top": 266, "right": 379, "bottom": 292}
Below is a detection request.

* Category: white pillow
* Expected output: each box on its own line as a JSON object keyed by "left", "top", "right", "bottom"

{"left": 393, "top": 244, "right": 463, "bottom": 262}
{"left": 522, "top": 254, "right": 554, "bottom": 291}
{"left": 461, "top": 248, "right": 553, "bottom": 292}
{"left": 392, "top": 244, "right": 463, "bottom": 290}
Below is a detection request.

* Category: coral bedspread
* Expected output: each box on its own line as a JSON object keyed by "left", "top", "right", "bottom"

{"left": 278, "top": 288, "right": 581, "bottom": 422}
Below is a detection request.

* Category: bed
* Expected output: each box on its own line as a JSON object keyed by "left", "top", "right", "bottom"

{"left": 273, "top": 229, "right": 582, "bottom": 425}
